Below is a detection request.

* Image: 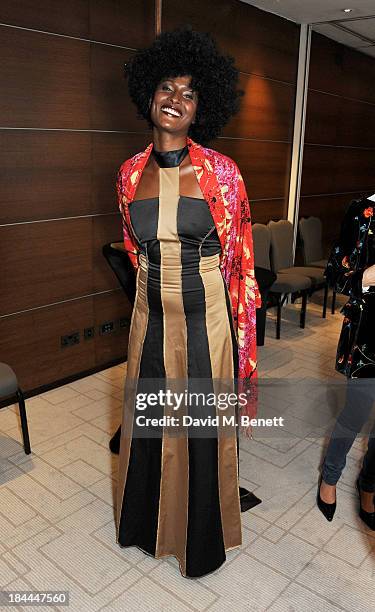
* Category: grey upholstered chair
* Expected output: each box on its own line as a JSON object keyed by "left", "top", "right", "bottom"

{"left": 299, "top": 216, "right": 336, "bottom": 314}
{"left": 252, "top": 224, "right": 311, "bottom": 339}
{"left": 268, "top": 219, "right": 329, "bottom": 318}
{"left": 299, "top": 217, "right": 327, "bottom": 268}
{"left": 0, "top": 363, "right": 31, "bottom": 454}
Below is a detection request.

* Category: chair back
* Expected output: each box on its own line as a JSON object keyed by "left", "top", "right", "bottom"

{"left": 252, "top": 224, "right": 271, "bottom": 270}
{"left": 299, "top": 216, "right": 323, "bottom": 264}
{"left": 268, "top": 219, "right": 294, "bottom": 272}
{"left": 102, "top": 243, "right": 136, "bottom": 305}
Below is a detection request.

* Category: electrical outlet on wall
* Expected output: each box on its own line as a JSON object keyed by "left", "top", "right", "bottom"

{"left": 119, "top": 317, "right": 131, "bottom": 328}
{"left": 61, "top": 331, "right": 80, "bottom": 348}
{"left": 84, "top": 327, "right": 95, "bottom": 339}
{"left": 100, "top": 321, "right": 115, "bottom": 335}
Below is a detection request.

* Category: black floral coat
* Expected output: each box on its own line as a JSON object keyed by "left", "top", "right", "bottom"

{"left": 325, "top": 197, "right": 375, "bottom": 378}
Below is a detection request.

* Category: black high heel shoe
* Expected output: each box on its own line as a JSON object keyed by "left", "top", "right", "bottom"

{"left": 317, "top": 476, "right": 336, "bottom": 522}
{"left": 239, "top": 487, "right": 262, "bottom": 512}
{"left": 109, "top": 425, "right": 121, "bottom": 454}
{"left": 356, "top": 479, "right": 375, "bottom": 530}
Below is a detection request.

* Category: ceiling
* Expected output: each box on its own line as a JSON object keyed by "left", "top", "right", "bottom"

{"left": 242, "top": 0, "right": 375, "bottom": 57}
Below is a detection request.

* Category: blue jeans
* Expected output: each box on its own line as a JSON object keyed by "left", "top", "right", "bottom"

{"left": 321, "top": 379, "right": 375, "bottom": 492}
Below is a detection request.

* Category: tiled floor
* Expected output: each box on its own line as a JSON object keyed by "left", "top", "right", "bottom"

{"left": 1, "top": 291, "right": 375, "bottom": 611}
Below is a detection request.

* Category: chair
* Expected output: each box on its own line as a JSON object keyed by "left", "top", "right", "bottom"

{"left": 268, "top": 219, "right": 329, "bottom": 318}
{"left": 0, "top": 363, "right": 31, "bottom": 454}
{"left": 252, "top": 224, "right": 311, "bottom": 339}
{"left": 254, "top": 267, "right": 276, "bottom": 346}
{"left": 102, "top": 242, "right": 136, "bottom": 305}
{"left": 299, "top": 216, "right": 336, "bottom": 314}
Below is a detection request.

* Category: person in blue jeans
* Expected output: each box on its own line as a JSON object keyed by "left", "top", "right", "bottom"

{"left": 317, "top": 196, "right": 375, "bottom": 527}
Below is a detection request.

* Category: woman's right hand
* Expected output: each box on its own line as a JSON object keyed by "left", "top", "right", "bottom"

{"left": 362, "top": 264, "right": 375, "bottom": 287}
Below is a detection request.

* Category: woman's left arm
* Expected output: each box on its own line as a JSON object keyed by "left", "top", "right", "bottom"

{"left": 116, "top": 165, "right": 140, "bottom": 271}
{"left": 236, "top": 167, "right": 262, "bottom": 309}
{"left": 228, "top": 165, "right": 261, "bottom": 380}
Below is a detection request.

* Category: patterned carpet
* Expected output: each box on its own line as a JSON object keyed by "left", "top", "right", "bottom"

{"left": 1, "top": 291, "right": 374, "bottom": 612}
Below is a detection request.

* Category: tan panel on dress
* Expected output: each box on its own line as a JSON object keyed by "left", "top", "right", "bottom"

{"left": 199, "top": 255, "right": 242, "bottom": 550}
{"left": 115, "top": 258, "right": 149, "bottom": 538}
{"left": 155, "top": 167, "right": 189, "bottom": 576}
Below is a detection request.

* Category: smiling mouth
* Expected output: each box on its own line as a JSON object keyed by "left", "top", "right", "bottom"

{"left": 160, "top": 106, "right": 182, "bottom": 118}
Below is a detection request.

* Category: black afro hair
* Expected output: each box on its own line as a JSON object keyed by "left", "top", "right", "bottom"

{"left": 125, "top": 27, "right": 243, "bottom": 145}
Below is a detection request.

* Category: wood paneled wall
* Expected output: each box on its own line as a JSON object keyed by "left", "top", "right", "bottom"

{"left": 162, "top": 0, "right": 300, "bottom": 223}
{"left": 0, "top": 0, "right": 299, "bottom": 393}
{"left": 0, "top": 1, "right": 154, "bottom": 393}
{"left": 300, "top": 32, "right": 375, "bottom": 253}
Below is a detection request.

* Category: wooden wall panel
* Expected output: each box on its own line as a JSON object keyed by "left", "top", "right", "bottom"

{"left": 251, "top": 199, "right": 287, "bottom": 225}
{"left": 0, "top": 219, "right": 93, "bottom": 315}
{"left": 92, "top": 213, "right": 123, "bottom": 292}
{"left": 0, "top": 298, "right": 95, "bottom": 391}
{"left": 214, "top": 139, "right": 292, "bottom": 201}
{"left": 301, "top": 146, "right": 375, "bottom": 196}
{"left": 0, "top": 27, "right": 91, "bottom": 129}
{"left": 304, "top": 92, "right": 339, "bottom": 146}
{"left": 305, "top": 91, "right": 375, "bottom": 148}
{"left": 0, "top": 292, "right": 131, "bottom": 391}
{"left": 0, "top": 214, "right": 125, "bottom": 316}
{"left": 0, "top": 131, "right": 91, "bottom": 223}
{"left": 0, "top": 27, "right": 146, "bottom": 131}
{"left": 0, "top": 131, "right": 151, "bottom": 224}
{"left": 309, "top": 33, "right": 375, "bottom": 104}
{"left": 93, "top": 291, "right": 132, "bottom": 364}
{"left": 0, "top": 0, "right": 154, "bottom": 47}
{"left": 162, "top": 0, "right": 299, "bottom": 83}
{"left": 89, "top": 0, "right": 155, "bottom": 48}
{"left": 91, "top": 132, "right": 151, "bottom": 214}
{"left": 301, "top": 31, "right": 375, "bottom": 253}
{"left": 90, "top": 44, "right": 141, "bottom": 131}
{"left": 335, "top": 99, "right": 375, "bottom": 149}
{"left": 0, "top": 1, "right": 90, "bottom": 38}
{"left": 223, "top": 74, "right": 295, "bottom": 142}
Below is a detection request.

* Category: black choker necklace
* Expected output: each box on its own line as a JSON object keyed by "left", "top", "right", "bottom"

{"left": 152, "top": 145, "right": 189, "bottom": 168}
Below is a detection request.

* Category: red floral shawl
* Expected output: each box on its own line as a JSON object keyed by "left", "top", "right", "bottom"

{"left": 116, "top": 136, "right": 261, "bottom": 383}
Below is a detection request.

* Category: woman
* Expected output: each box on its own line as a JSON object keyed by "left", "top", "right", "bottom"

{"left": 318, "top": 197, "right": 375, "bottom": 527}
{"left": 115, "top": 28, "right": 261, "bottom": 578}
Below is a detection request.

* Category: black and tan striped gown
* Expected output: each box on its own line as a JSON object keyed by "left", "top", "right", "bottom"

{"left": 116, "top": 162, "right": 242, "bottom": 578}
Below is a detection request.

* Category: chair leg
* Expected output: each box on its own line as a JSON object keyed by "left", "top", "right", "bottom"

{"left": 16, "top": 389, "right": 31, "bottom": 455}
{"left": 331, "top": 290, "right": 336, "bottom": 315}
{"left": 276, "top": 296, "right": 282, "bottom": 339}
{"left": 256, "top": 303, "right": 267, "bottom": 346}
{"left": 322, "top": 282, "right": 328, "bottom": 319}
{"left": 300, "top": 291, "right": 307, "bottom": 328}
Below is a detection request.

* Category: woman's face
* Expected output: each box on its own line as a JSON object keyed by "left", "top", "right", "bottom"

{"left": 150, "top": 75, "right": 198, "bottom": 136}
